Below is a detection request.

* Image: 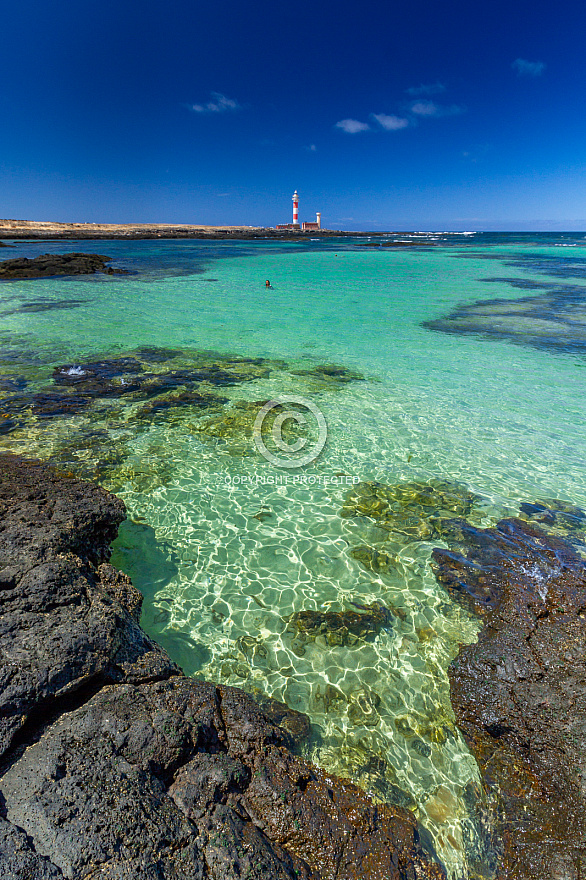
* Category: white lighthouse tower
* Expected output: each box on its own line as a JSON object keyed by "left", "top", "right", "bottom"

{"left": 292, "top": 190, "right": 299, "bottom": 226}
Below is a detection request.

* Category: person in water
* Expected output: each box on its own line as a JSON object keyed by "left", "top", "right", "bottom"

{"left": 265, "top": 280, "right": 272, "bottom": 288}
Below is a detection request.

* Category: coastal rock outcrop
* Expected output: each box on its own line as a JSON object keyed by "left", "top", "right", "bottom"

{"left": 0, "top": 252, "right": 126, "bottom": 279}
{"left": 0, "top": 454, "right": 443, "bottom": 880}
{"left": 431, "top": 516, "right": 586, "bottom": 879}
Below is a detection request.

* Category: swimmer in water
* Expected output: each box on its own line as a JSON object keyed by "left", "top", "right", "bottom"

{"left": 265, "top": 280, "right": 272, "bottom": 288}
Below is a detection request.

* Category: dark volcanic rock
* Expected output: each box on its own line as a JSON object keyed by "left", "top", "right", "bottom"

{"left": 249, "top": 692, "right": 311, "bottom": 747}
{"left": 0, "top": 252, "right": 126, "bottom": 279}
{"left": 519, "top": 497, "right": 586, "bottom": 533}
{"left": 0, "top": 456, "right": 177, "bottom": 761}
{"left": 431, "top": 516, "right": 586, "bottom": 879}
{"left": 53, "top": 357, "right": 144, "bottom": 385}
{"left": 0, "top": 818, "right": 63, "bottom": 878}
{"left": 0, "top": 454, "right": 443, "bottom": 880}
{"left": 31, "top": 391, "right": 95, "bottom": 417}
{"left": 51, "top": 359, "right": 145, "bottom": 399}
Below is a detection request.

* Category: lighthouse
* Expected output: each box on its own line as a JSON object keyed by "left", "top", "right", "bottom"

{"left": 276, "top": 191, "right": 322, "bottom": 230}
{"left": 292, "top": 190, "right": 299, "bottom": 226}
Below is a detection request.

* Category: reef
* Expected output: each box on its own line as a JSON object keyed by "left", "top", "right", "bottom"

{"left": 0, "top": 453, "right": 443, "bottom": 880}
{"left": 422, "top": 281, "right": 586, "bottom": 356}
{"left": 430, "top": 514, "right": 586, "bottom": 879}
{"left": 0, "top": 346, "right": 367, "bottom": 482}
{"left": 0, "top": 253, "right": 127, "bottom": 279}
{"left": 0, "top": 348, "right": 284, "bottom": 472}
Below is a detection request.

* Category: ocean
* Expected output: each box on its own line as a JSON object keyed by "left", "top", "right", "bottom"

{"left": 2, "top": 230, "right": 585, "bottom": 877}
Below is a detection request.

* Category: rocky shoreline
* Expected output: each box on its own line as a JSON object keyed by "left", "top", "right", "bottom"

{"left": 431, "top": 511, "right": 586, "bottom": 879}
{"left": 0, "top": 454, "right": 443, "bottom": 880}
{"left": 2, "top": 453, "right": 586, "bottom": 879}
{"left": 0, "top": 219, "right": 369, "bottom": 241}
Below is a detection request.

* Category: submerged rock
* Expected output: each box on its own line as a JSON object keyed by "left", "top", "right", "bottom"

{"left": 0, "top": 375, "right": 27, "bottom": 392}
{"left": 0, "top": 417, "right": 17, "bottom": 434}
{"left": 430, "top": 515, "right": 586, "bottom": 878}
{"left": 0, "top": 390, "right": 94, "bottom": 423}
{"left": 349, "top": 544, "right": 398, "bottom": 573}
{"left": 341, "top": 479, "right": 480, "bottom": 542}
{"left": 422, "top": 283, "right": 586, "bottom": 356}
{"left": 292, "top": 363, "right": 365, "bottom": 384}
{"left": 286, "top": 601, "right": 393, "bottom": 650}
{"left": 3, "top": 298, "right": 91, "bottom": 315}
{"left": 193, "top": 399, "right": 301, "bottom": 456}
{"left": 0, "top": 454, "right": 444, "bottom": 880}
{"left": 518, "top": 497, "right": 586, "bottom": 536}
{"left": 46, "top": 428, "right": 132, "bottom": 482}
{"left": 30, "top": 391, "right": 95, "bottom": 417}
{"left": 194, "top": 400, "right": 271, "bottom": 441}
{"left": 347, "top": 684, "right": 381, "bottom": 727}
{"left": 137, "top": 390, "right": 228, "bottom": 418}
{"left": 0, "top": 252, "right": 127, "bottom": 279}
{"left": 133, "top": 346, "right": 183, "bottom": 362}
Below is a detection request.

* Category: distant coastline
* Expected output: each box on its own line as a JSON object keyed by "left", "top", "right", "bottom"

{"left": 0, "top": 218, "right": 366, "bottom": 241}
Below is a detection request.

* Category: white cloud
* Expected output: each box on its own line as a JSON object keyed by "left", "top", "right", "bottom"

{"left": 406, "top": 82, "right": 446, "bottom": 96}
{"left": 335, "top": 118, "right": 370, "bottom": 134}
{"left": 410, "top": 101, "right": 464, "bottom": 118}
{"left": 191, "top": 92, "right": 240, "bottom": 113}
{"left": 410, "top": 101, "right": 438, "bottom": 117}
{"left": 372, "top": 113, "right": 409, "bottom": 131}
{"left": 512, "top": 58, "right": 546, "bottom": 77}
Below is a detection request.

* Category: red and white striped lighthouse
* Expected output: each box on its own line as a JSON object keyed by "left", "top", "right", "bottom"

{"left": 292, "top": 190, "right": 299, "bottom": 226}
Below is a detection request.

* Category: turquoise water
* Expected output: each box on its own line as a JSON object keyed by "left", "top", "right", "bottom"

{"left": 2, "top": 232, "right": 586, "bottom": 878}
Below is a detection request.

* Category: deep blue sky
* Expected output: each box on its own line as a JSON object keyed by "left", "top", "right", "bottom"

{"left": 2, "top": 0, "right": 585, "bottom": 230}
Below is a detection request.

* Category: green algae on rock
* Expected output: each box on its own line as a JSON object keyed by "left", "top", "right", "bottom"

{"left": 340, "top": 479, "right": 481, "bottom": 541}
{"left": 137, "top": 389, "right": 228, "bottom": 419}
{"left": 349, "top": 544, "right": 399, "bottom": 573}
{"left": 291, "top": 363, "right": 365, "bottom": 385}
{"left": 286, "top": 601, "right": 393, "bottom": 652}
{"left": 192, "top": 399, "right": 307, "bottom": 456}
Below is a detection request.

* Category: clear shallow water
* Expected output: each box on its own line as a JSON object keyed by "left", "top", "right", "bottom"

{"left": 2, "top": 232, "right": 586, "bottom": 878}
